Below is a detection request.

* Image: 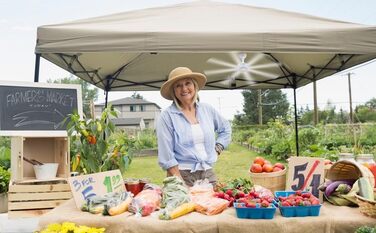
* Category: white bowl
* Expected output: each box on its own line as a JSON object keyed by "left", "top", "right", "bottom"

{"left": 33, "top": 163, "right": 59, "bottom": 180}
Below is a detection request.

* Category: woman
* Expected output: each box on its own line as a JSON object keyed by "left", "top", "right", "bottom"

{"left": 157, "top": 67, "right": 231, "bottom": 187}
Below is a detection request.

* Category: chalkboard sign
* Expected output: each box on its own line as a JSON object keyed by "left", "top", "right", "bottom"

{"left": 0, "top": 81, "right": 82, "bottom": 135}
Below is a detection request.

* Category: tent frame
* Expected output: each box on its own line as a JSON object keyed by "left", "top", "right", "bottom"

{"left": 33, "top": 51, "right": 357, "bottom": 156}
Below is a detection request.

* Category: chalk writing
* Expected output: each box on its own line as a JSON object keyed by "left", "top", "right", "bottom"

{"left": 72, "top": 177, "right": 96, "bottom": 192}
{"left": 0, "top": 84, "right": 79, "bottom": 132}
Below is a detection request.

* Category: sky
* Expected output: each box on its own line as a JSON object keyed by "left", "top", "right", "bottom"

{"left": 1, "top": 0, "right": 375, "bottom": 120}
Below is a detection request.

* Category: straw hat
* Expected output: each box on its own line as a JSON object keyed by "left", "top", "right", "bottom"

{"left": 160, "top": 67, "right": 207, "bottom": 100}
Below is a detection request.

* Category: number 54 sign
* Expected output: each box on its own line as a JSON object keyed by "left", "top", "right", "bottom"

{"left": 286, "top": 157, "right": 324, "bottom": 199}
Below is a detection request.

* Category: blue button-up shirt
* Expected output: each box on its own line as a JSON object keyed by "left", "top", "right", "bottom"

{"left": 157, "top": 102, "right": 231, "bottom": 172}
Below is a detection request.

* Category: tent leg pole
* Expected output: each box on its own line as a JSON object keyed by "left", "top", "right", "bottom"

{"left": 104, "top": 90, "right": 109, "bottom": 109}
{"left": 104, "top": 75, "right": 112, "bottom": 109}
{"left": 294, "top": 88, "right": 299, "bottom": 156}
{"left": 34, "top": 53, "right": 41, "bottom": 82}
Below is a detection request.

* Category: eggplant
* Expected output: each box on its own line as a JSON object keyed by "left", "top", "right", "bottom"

{"left": 318, "top": 180, "right": 333, "bottom": 192}
{"left": 324, "top": 180, "right": 355, "bottom": 197}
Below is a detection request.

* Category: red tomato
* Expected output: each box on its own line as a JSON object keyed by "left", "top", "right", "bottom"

{"left": 250, "top": 163, "right": 263, "bottom": 173}
{"left": 253, "top": 157, "right": 265, "bottom": 166}
{"left": 273, "top": 163, "right": 285, "bottom": 170}
{"left": 262, "top": 164, "right": 274, "bottom": 173}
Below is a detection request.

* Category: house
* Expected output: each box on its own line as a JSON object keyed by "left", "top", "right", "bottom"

{"left": 95, "top": 97, "right": 161, "bottom": 131}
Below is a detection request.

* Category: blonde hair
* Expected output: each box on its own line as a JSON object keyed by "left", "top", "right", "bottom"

{"left": 170, "top": 78, "right": 199, "bottom": 110}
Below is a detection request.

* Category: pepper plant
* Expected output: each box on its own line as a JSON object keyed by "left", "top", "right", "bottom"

{"left": 66, "top": 106, "right": 133, "bottom": 175}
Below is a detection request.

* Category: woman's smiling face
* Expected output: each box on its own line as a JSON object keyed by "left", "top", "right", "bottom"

{"left": 173, "top": 78, "right": 196, "bottom": 105}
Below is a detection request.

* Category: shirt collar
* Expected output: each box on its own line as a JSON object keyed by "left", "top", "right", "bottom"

{"left": 170, "top": 101, "right": 200, "bottom": 114}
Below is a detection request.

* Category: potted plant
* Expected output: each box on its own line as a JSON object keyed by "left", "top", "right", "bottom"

{"left": 0, "top": 166, "right": 10, "bottom": 213}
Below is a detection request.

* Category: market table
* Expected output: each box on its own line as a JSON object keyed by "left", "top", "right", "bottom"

{"left": 38, "top": 199, "right": 375, "bottom": 233}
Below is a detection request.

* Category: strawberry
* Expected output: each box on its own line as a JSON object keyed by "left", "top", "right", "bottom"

{"left": 303, "top": 201, "right": 312, "bottom": 206}
{"left": 302, "top": 193, "right": 311, "bottom": 198}
{"left": 311, "top": 199, "right": 320, "bottom": 205}
{"left": 261, "top": 200, "right": 270, "bottom": 208}
{"left": 246, "top": 201, "right": 257, "bottom": 208}
{"left": 281, "top": 201, "right": 291, "bottom": 207}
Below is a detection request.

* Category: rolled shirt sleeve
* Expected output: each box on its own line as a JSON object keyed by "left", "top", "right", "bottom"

{"left": 156, "top": 111, "right": 179, "bottom": 170}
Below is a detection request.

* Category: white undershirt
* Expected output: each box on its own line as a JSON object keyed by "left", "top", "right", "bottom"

{"left": 178, "top": 124, "right": 211, "bottom": 171}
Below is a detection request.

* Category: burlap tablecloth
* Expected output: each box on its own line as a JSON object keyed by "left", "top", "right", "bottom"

{"left": 38, "top": 199, "right": 375, "bottom": 233}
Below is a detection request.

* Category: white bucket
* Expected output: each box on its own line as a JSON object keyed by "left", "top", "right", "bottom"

{"left": 33, "top": 163, "right": 59, "bottom": 180}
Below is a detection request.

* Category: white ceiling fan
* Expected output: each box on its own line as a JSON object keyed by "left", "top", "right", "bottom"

{"left": 204, "top": 52, "right": 281, "bottom": 88}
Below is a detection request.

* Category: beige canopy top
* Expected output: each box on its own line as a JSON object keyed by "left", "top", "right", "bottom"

{"left": 35, "top": 0, "right": 376, "bottom": 91}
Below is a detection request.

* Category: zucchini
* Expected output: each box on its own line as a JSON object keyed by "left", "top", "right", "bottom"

{"left": 358, "top": 177, "right": 374, "bottom": 201}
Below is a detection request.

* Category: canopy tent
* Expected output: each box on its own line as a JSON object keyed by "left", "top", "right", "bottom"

{"left": 35, "top": 1, "right": 376, "bottom": 155}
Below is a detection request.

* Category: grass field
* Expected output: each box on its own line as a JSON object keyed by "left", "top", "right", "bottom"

{"left": 125, "top": 144, "right": 282, "bottom": 185}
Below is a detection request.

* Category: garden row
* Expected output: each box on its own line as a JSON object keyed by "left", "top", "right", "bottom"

{"left": 232, "top": 120, "right": 376, "bottom": 162}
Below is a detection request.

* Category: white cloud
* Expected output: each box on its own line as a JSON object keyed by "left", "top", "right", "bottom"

{"left": 11, "top": 25, "right": 34, "bottom": 32}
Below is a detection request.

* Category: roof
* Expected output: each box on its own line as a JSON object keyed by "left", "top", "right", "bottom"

{"left": 97, "top": 97, "right": 161, "bottom": 109}
{"left": 111, "top": 117, "right": 143, "bottom": 126}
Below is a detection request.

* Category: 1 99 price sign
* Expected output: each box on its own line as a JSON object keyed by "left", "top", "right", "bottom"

{"left": 286, "top": 157, "right": 324, "bottom": 199}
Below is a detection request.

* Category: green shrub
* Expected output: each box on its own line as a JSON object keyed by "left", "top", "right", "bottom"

{"left": 0, "top": 166, "right": 10, "bottom": 193}
{"left": 298, "top": 126, "right": 320, "bottom": 151}
{"left": 271, "top": 139, "right": 292, "bottom": 160}
{"left": 232, "top": 129, "right": 256, "bottom": 145}
{"left": 0, "top": 147, "right": 10, "bottom": 170}
{"left": 134, "top": 129, "right": 157, "bottom": 150}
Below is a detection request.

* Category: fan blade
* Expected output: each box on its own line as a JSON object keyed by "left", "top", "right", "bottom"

{"left": 230, "top": 52, "right": 242, "bottom": 64}
{"left": 207, "top": 57, "right": 236, "bottom": 68}
{"left": 246, "top": 53, "right": 267, "bottom": 66}
{"left": 249, "top": 69, "right": 279, "bottom": 79}
{"left": 204, "top": 68, "right": 235, "bottom": 76}
{"left": 251, "top": 62, "right": 281, "bottom": 70}
{"left": 241, "top": 71, "right": 253, "bottom": 80}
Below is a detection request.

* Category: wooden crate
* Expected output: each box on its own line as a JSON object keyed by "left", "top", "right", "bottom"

{"left": 11, "top": 136, "right": 70, "bottom": 182}
{"left": 8, "top": 180, "right": 72, "bottom": 218}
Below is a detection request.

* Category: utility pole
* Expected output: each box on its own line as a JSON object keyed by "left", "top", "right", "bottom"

{"left": 347, "top": 72, "right": 354, "bottom": 123}
{"left": 258, "top": 89, "right": 263, "bottom": 125}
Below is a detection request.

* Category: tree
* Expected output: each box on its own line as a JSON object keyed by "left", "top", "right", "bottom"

{"left": 47, "top": 76, "right": 99, "bottom": 117}
{"left": 235, "top": 89, "right": 290, "bottom": 125}
{"left": 355, "top": 98, "right": 376, "bottom": 122}
{"left": 131, "top": 92, "right": 144, "bottom": 99}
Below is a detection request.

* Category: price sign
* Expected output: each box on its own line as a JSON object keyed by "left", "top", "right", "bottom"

{"left": 286, "top": 157, "right": 324, "bottom": 200}
{"left": 68, "top": 170, "right": 125, "bottom": 209}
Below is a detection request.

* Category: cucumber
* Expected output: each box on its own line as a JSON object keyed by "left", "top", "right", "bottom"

{"left": 358, "top": 177, "right": 374, "bottom": 201}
